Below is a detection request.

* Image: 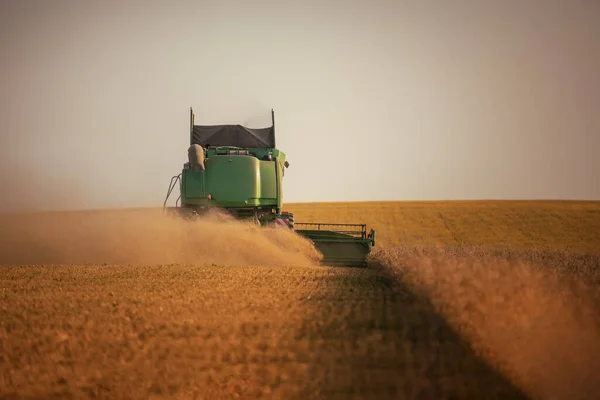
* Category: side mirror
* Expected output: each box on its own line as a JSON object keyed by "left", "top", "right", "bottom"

{"left": 284, "top": 161, "right": 290, "bottom": 168}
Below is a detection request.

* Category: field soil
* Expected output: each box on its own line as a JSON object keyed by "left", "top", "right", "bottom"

{"left": 1, "top": 263, "right": 530, "bottom": 400}
{"left": 1, "top": 201, "right": 600, "bottom": 399}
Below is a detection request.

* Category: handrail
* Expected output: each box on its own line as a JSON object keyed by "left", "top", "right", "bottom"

{"left": 163, "top": 174, "right": 181, "bottom": 211}
{"left": 294, "top": 222, "right": 368, "bottom": 238}
{"left": 294, "top": 222, "right": 367, "bottom": 228}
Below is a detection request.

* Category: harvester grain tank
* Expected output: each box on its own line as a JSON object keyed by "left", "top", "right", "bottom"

{"left": 163, "top": 108, "right": 375, "bottom": 267}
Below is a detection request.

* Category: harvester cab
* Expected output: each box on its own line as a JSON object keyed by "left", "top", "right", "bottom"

{"left": 163, "top": 107, "right": 375, "bottom": 267}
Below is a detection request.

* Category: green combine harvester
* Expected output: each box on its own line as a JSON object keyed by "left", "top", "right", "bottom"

{"left": 163, "top": 108, "right": 375, "bottom": 267}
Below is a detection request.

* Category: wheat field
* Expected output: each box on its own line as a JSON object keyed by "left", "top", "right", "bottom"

{"left": 286, "top": 200, "right": 600, "bottom": 254}
{"left": 1, "top": 201, "right": 599, "bottom": 399}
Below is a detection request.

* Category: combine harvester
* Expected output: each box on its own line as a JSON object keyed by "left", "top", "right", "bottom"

{"left": 163, "top": 108, "right": 375, "bottom": 267}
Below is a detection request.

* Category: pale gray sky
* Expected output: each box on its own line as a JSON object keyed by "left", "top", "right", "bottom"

{"left": 1, "top": 0, "right": 598, "bottom": 211}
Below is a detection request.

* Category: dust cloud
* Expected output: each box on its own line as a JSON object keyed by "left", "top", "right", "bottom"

{"left": 0, "top": 208, "right": 323, "bottom": 267}
{"left": 372, "top": 247, "right": 600, "bottom": 400}
{"left": 0, "top": 162, "right": 89, "bottom": 213}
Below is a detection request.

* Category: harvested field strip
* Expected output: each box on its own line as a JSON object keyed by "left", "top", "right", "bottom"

{"left": 0, "top": 263, "right": 526, "bottom": 399}
{"left": 299, "top": 268, "right": 527, "bottom": 400}
{"left": 286, "top": 200, "right": 600, "bottom": 254}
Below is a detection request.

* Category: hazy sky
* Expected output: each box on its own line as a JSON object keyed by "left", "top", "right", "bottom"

{"left": 1, "top": 0, "right": 598, "bottom": 211}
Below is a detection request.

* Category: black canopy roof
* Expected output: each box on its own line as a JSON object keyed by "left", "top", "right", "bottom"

{"left": 191, "top": 124, "right": 275, "bottom": 148}
{"left": 190, "top": 107, "right": 276, "bottom": 148}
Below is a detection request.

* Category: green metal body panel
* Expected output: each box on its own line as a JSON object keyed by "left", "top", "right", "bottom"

{"left": 181, "top": 147, "right": 286, "bottom": 212}
{"left": 298, "top": 237, "right": 371, "bottom": 267}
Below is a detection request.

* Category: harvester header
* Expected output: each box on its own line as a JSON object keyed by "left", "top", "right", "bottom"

{"left": 163, "top": 107, "right": 375, "bottom": 267}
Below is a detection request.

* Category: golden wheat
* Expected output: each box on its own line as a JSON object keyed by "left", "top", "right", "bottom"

{"left": 1, "top": 201, "right": 599, "bottom": 399}
{"left": 286, "top": 200, "right": 600, "bottom": 254}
